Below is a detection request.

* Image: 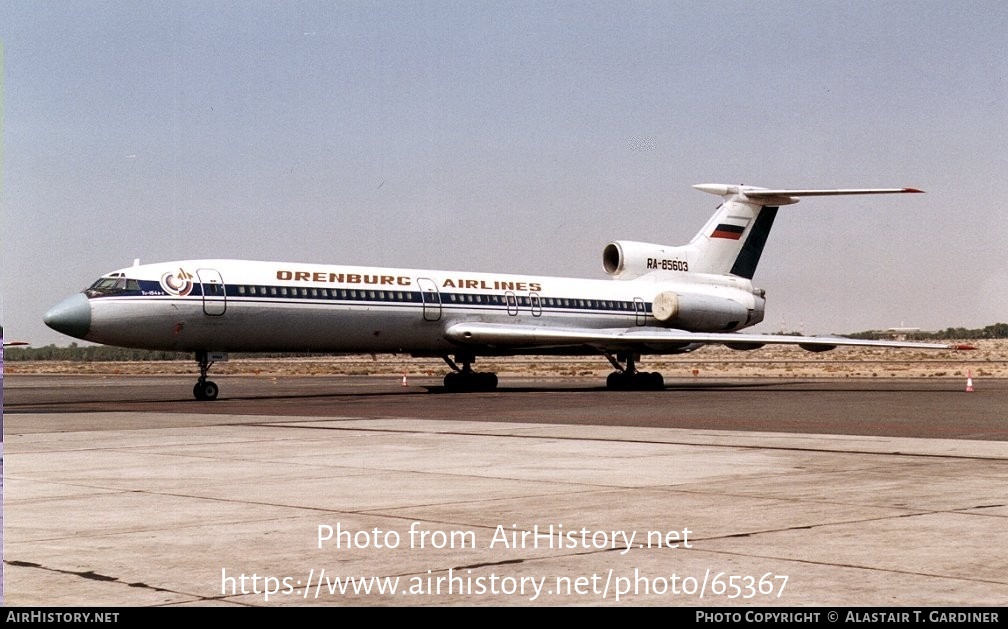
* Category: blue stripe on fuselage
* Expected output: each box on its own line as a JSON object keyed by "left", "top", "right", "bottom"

{"left": 92, "top": 280, "right": 652, "bottom": 316}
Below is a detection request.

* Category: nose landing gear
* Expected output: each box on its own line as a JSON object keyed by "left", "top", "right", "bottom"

{"left": 193, "top": 351, "right": 220, "bottom": 400}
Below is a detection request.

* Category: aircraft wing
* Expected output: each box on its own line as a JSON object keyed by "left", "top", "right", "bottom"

{"left": 444, "top": 322, "right": 974, "bottom": 353}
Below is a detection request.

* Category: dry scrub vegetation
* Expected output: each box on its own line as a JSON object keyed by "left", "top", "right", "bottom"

{"left": 6, "top": 340, "right": 1006, "bottom": 379}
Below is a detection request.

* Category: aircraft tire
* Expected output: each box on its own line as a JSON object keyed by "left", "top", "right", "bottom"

{"left": 647, "top": 371, "right": 664, "bottom": 390}
{"left": 194, "top": 380, "right": 219, "bottom": 401}
{"left": 443, "top": 371, "right": 498, "bottom": 392}
{"left": 443, "top": 372, "right": 459, "bottom": 390}
{"left": 606, "top": 371, "right": 628, "bottom": 390}
{"left": 480, "top": 372, "right": 499, "bottom": 390}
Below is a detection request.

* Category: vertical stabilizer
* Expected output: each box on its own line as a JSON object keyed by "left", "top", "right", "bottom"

{"left": 686, "top": 186, "right": 790, "bottom": 278}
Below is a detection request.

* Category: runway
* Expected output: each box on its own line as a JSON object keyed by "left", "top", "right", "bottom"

{"left": 3, "top": 375, "right": 1008, "bottom": 607}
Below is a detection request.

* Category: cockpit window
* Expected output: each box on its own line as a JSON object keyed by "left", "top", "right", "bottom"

{"left": 89, "top": 277, "right": 121, "bottom": 290}
{"left": 86, "top": 275, "right": 140, "bottom": 296}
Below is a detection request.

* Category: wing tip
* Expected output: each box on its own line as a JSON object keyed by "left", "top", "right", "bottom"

{"left": 903, "top": 187, "right": 925, "bottom": 193}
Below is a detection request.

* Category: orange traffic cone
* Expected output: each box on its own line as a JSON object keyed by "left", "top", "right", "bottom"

{"left": 965, "top": 371, "right": 974, "bottom": 392}
{"left": 401, "top": 373, "right": 408, "bottom": 387}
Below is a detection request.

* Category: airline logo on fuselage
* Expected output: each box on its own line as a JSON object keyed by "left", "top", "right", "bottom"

{"left": 161, "top": 268, "right": 194, "bottom": 296}
{"left": 276, "top": 270, "right": 542, "bottom": 292}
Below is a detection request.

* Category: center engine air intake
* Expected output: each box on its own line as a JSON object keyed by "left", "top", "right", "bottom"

{"left": 603, "top": 240, "right": 681, "bottom": 280}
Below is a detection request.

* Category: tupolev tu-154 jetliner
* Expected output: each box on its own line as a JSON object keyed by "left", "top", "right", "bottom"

{"left": 44, "top": 183, "right": 973, "bottom": 399}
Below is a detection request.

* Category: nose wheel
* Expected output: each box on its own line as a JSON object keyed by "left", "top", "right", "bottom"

{"left": 193, "top": 351, "right": 219, "bottom": 400}
{"left": 193, "top": 379, "right": 219, "bottom": 401}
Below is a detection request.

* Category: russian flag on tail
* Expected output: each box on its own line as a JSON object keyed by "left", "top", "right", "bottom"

{"left": 711, "top": 223, "right": 745, "bottom": 240}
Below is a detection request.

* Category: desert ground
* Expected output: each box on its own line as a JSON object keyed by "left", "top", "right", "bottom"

{"left": 5, "top": 339, "right": 1006, "bottom": 380}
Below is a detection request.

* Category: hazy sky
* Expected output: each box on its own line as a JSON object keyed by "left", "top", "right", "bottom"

{"left": 2, "top": 1, "right": 1006, "bottom": 348}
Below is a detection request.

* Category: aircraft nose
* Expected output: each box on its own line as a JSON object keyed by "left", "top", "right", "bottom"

{"left": 44, "top": 293, "right": 92, "bottom": 339}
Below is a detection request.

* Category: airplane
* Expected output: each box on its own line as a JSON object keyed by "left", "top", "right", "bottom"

{"left": 1, "top": 325, "right": 30, "bottom": 347}
{"left": 42, "top": 183, "right": 973, "bottom": 400}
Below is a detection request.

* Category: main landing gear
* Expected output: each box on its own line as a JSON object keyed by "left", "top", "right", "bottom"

{"left": 193, "top": 351, "right": 219, "bottom": 400}
{"left": 442, "top": 354, "right": 498, "bottom": 392}
{"left": 437, "top": 352, "right": 664, "bottom": 391}
{"left": 604, "top": 352, "right": 664, "bottom": 390}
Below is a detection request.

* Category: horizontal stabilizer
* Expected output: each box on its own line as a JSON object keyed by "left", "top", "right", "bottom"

{"left": 693, "top": 184, "right": 924, "bottom": 200}
{"left": 744, "top": 187, "right": 923, "bottom": 197}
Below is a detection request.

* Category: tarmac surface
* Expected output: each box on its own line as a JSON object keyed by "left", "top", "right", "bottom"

{"left": 3, "top": 374, "right": 1007, "bottom": 607}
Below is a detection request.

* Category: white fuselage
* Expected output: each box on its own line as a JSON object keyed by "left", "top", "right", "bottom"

{"left": 73, "top": 259, "right": 764, "bottom": 356}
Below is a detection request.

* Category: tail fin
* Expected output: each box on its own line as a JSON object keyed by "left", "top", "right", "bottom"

{"left": 687, "top": 184, "right": 923, "bottom": 279}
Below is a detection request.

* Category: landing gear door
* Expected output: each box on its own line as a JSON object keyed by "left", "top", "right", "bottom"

{"left": 197, "top": 268, "right": 227, "bottom": 316}
{"left": 417, "top": 277, "right": 441, "bottom": 321}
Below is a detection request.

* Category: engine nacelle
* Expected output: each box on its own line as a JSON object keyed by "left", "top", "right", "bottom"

{"left": 652, "top": 291, "right": 764, "bottom": 332}
{"left": 603, "top": 240, "right": 685, "bottom": 280}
